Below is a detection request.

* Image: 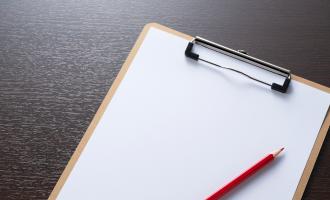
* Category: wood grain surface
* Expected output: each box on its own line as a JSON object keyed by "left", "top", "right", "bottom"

{"left": 0, "top": 0, "right": 329, "bottom": 199}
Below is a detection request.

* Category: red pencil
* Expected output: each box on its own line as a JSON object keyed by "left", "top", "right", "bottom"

{"left": 206, "top": 148, "right": 284, "bottom": 200}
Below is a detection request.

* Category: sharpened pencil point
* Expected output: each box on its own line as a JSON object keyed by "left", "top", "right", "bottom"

{"left": 273, "top": 147, "right": 284, "bottom": 157}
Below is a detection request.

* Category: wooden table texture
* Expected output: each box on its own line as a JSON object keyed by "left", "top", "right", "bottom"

{"left": 0, "top": 0, "right": 329, "bottom": 199}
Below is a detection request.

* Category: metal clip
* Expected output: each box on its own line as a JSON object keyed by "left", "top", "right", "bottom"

{"left": 185, "top": 36, "right": 291, "bottom": 93}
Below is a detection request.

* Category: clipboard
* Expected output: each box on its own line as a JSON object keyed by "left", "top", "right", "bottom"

{"left": 48, "top": 23, "right": 330, "bottom": 200}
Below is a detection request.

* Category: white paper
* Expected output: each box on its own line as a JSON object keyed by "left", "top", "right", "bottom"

{"left": 57, "top": 27, "right": 330, "bottom": 200}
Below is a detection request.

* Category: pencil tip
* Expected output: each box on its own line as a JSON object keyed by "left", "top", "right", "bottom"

{"left": 273, "top": 147, "right": 285, "bottom": 157}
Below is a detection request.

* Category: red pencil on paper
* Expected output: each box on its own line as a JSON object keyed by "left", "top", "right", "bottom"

{"left": 206, "top": 148, "right": 284, "bottom": 200}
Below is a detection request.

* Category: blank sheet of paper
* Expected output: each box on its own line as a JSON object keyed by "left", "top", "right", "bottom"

{"left": 57, "top": 27, "right": 330, "bottom": 200}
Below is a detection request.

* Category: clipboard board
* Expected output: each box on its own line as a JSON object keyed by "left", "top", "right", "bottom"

{"left": 48, "top": 23, "right": 330, "bottom": 200}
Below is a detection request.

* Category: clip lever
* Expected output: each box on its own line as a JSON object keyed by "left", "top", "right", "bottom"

{"left": 185, "top": 37, "right": 291, "bottom": 93}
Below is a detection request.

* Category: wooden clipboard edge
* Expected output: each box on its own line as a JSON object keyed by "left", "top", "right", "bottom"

{"left": 293, "top": 107, "right": 330, "bottom": 200}
{"left": 47, "top": 23, "right": 330, "bottom": 200}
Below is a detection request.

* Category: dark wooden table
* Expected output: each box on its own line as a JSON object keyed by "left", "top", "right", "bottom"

{"left": 0, "top": 0, "right": 329, "bottom": 199}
